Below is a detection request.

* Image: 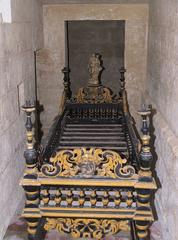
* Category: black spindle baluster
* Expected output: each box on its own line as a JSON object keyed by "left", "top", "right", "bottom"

{"left": 62, "top": 67, "right": 71, "bottom": 100}
{"left": 120, "top": 67, "right": 126, "bottom": 93}
{"left": 136, "top": 105, "right": 153, "bottom": 240}
{"left": 21, "top": 101, "right": 40, "bottom": 240}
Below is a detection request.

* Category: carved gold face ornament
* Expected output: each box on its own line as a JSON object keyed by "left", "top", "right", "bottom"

{"left": 41, "top": 148, "right": 136, "bottom": 179}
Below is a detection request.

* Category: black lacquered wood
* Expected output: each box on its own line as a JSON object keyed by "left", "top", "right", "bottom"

{"left": 21, "top": 66, "right": 156, "bottom": 240}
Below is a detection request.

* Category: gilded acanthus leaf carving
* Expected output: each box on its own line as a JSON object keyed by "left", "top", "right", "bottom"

{"left": 76, "top": 86, "right": 113, "bottom": 104}
{"left": 44, "top": 218, "right": 130, "bottom": 239}
{"left": 41, "top": 148, "right": 136, "bottom": 179}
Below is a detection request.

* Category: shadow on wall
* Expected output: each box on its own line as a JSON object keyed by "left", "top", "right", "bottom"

{"left": 149, "top": 105, "right": 161, "bottom": 222}
{"left": 34, "top": 51, "right": 44, "bottom": 143}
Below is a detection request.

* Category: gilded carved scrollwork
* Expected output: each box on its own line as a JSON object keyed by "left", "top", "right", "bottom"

{"left": 41, "top": 148, "right": 136, "bottom": 179}
{"left": 76, "top": 86, "right": 114, "bottom": 104}
{"left": 44, "top": 218, "right": 130, "bottom": 239}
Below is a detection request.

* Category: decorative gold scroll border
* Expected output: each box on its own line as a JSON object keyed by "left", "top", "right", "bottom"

{"left": 44, "top": 218, "right": 130, "bottom": 239}
{"left": 41, "top": 148, "right": 136, "bottom": 179}
{"left": 76, "top": 86, "right": 114, "bottom": 103}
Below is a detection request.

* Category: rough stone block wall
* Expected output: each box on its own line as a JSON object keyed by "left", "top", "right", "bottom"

{"left": 42, "top": 0, "right": 150, "bottom": 4}
{"left": 37, "top": 3, "right": 149, "bottom": 136}
{"left": 0, "top": 1, "right": 43, "bottom": 239}
{"left": 147, "top": 0, "right": 178, "bottom": 239}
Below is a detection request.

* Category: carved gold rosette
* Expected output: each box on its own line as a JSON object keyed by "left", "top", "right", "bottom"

{"left": 41, "top": 148, "right": 136, "bottom": 179}
{"left": 44, "top": 218, "right": 130, "bottom": 239}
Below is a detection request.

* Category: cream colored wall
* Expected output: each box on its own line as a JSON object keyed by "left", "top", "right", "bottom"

{"left": 37, "top": 4, "right": 149, "bottom": 135}
{"left": 0, "top": 1, "right": 43, "bottom": 239}
{"left": 42, "top": 0, "right": 150, "bottom": 4}
{"left": 146, "top": 1, "right": 178, "bottom": 239}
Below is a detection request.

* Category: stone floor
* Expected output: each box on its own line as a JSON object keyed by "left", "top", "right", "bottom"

{"left": 3, "top": 214, "right": 162, "bottom": 240}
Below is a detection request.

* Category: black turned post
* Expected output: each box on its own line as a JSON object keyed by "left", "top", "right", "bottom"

{"left": 21, "top": 100, "right": 38, "bottom": 176}
{"left": 120, "top": 67, "right": 128, "bottom": 113}
{"left": 138, "top": 105, "right": 152, "bottom": 176}
{"left": 21, "top": 101, "right": 40, "bottom": 240}
{"left": 136, "top": 105, "right": 152, "bottom": 240}
{"left": 120, "top": 67, "right": 126, "bottom": 92}
{"left": 135, "top": 221, "right": 150, "bottom": 240}
{"left": 62, "top": 67, "right": 71, "bottom": 100}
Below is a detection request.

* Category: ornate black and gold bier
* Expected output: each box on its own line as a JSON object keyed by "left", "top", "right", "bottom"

{"left": 21, "top": 53, "right": 157, "bottom": 240}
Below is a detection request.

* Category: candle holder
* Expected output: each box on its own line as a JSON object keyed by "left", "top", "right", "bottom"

{"left": 21, "top": 101, "right": 37, "bottom": 176}
{"left": 21, "top": 101, "right": 40, "bottom": 239}
{"left": 138, "top": 105, "right": 152, "bottom": 177}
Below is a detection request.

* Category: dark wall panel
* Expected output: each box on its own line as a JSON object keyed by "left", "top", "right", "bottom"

{"left": 68, "top": 20, "right": 125, "bottom": 95}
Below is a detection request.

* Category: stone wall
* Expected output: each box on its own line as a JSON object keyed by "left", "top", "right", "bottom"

{"left": 0, "top": 1, "right": 43, "bottom": 239}
{"left": 147, "top": 1, "right": 178, "bottom": 239}
{"left": 68, "top": 20, "right": 125, "bottom": 94}
{"left": 42, "top": 0, "right": 150, "bottom": 4}
{"left": 37, "top": 3, "right": 149, "bottom": 135}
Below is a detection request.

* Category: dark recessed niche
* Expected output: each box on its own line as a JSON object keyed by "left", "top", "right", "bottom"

{"left": 67, "top": 20, "right": 125, "bottom": 95}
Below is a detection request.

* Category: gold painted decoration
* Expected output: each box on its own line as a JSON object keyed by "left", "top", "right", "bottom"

{"left": 71, "top": 53, "right": 118, "bottom": 104}
{"left": 41, "top": 148, "right": 136, "bottom": 179}
{"left": 44, "top": 218, "right": 130, "bottom": 239}
{"left": 76, "top": 85, "right": 113, "bottom": 104}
